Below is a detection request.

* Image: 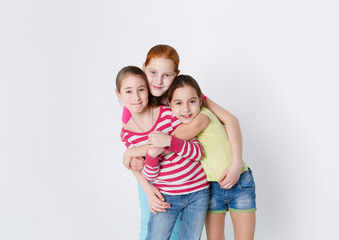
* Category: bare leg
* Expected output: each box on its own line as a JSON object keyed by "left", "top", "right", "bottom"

{"left": 230, "top": 211, "right": 256, "bottom": 240}
{"left": 205, "top": 212, "right": 226, "bottom": 240}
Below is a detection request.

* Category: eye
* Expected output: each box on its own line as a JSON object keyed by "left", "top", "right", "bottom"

{"left": 190, "top": 100, "right": 196, "bottom": 104}
{"left": 139, "top": 88, "right": 145, "bottom": 92}
{"left": 125, "top": 90, "right": 132, "bottom": 94}
{"left": 151, "top": 71, "right": 156, "bottom": 75}
{"left": 164, "top": 73, "right": 171, "bottom": 77}
{"left": 175, "top": 102, "right": 181, "bottom": 105}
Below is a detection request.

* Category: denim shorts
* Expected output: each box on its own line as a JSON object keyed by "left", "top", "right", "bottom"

{"left": 208, "top": 168, "right": 256, "bottom": 213}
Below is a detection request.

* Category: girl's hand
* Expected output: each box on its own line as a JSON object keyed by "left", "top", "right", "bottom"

{"left": 148, "top": 131, "right": 172, "bottom": 148}
{"left": 147, "top": 147, "right": 165, "bottom": 158}
{"left": 218, "top": 161, "right": 242, "bottom": 189}
{"left": 130, "top": 157, "right": 145, "bottom": 171}
{"left": 145, "top": 185, "right": 171, "bottom": 214}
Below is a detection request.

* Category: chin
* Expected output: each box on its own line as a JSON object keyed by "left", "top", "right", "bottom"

{"left": 132, "top": 106, "right": 144, "bottom": 112}
{"left": 151, "top": 89, "right": 165, "bottom": 97}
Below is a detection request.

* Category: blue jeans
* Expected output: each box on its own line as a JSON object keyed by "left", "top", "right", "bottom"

{"left": 138, "top": 183, "right": 181, "bottom": 240}
{"left": 146, "top": 188, "right": 210, "bottom": 240}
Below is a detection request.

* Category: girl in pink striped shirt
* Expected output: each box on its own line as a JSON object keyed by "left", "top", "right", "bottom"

{"left": 116, "top": 65, "right": 209, "bottom": 240}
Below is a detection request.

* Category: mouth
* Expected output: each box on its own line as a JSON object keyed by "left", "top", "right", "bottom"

{"left": 132, "top": 102, "right": 142, "bottom": 106}
{"left": 152, "top": 85, "right": 163, "bottom": 90}
{"left": 181, "top": 114, "right": 193, "bottom": 119}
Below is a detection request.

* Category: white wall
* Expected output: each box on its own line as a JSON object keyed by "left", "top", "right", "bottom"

{"left": 1, "top": 0, "right": 338, "bottom": 239}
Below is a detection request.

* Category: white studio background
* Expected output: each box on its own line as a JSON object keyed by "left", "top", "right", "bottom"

{"left": 0, "top": 0, "right": 338, "bottom": 240}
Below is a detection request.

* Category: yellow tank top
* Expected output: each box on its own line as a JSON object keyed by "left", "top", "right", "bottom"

{"left": 197, "top": 107, "right": 247, "bottom": 181}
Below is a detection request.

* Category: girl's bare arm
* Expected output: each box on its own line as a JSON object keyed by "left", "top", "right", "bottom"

{"left": 203, "top": 97, "right": 243, "bottom": 164}
{"left": 204, "top": 97, "right": 243, "bottom": 189}
{"left": 171, "top": 113, "right": 210, "bottom": 140}
{"left": 123, "top": 145, "right": 148, "bottom": 169}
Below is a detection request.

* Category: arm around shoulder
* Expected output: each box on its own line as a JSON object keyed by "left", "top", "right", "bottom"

{"left": 204, "top": 97, "right": 239, "bottom": 126}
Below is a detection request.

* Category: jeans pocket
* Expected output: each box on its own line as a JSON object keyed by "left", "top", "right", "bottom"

{"left": 239, "top": 170, "right": 255, "bottom": 190}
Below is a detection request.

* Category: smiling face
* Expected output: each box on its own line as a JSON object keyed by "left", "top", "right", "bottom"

{"left": 143, "top": 57, "right": 178, "bottom": 97}
{"left": 117, "top": 74, "right": 149, "bottom": 114}
{"left": 169, "top": 85, "right": 202, "bottom": 124}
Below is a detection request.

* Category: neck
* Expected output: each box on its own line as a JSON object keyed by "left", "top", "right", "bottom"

{"left": 156, "top": 96, "right": 168, "bottom": 106}
{"left": 131, "top": 106, "right": 152, "bottom": 120}
{"left": 129, "top": 106, "right": 154, "bottom": 133}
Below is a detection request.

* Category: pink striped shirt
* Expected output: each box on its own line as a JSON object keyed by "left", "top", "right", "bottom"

{"left": 120, "top": 106, "right": 209, "bottom": 195}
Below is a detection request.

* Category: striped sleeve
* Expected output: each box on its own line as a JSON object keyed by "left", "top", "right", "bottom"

{"left": 162, "top": 106, "right": 182, "bottom": 132}
{"left": 142, "top": 153, "right": 161, "bottom": 181}
{"left": 165, "top": 136, "right": 203, "bottom": 162}
{"left": 170, "top": 115, "right": 181, "bottom": 131}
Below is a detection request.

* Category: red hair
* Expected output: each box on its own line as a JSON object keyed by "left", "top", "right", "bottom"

{"left": 144, "top": 44, "right": 180, "bottom": 74}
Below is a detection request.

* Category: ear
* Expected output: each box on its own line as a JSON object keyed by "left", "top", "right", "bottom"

{"left": 200, "top": 94, "right": 204, "bottom": 106}
{"left": 142, "top": 63, "right": 146, "bottom": 72}
{"left": 166, "top": 98, "right": 171, "bottom": 106}
{"left": 176, "top": 69, "right": 180, "bottom": 75}
{"left": 115, "top": 89, "right": 121, "bottom": 99}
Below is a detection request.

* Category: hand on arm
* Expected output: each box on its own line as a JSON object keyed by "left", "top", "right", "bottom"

{"left": 148, "top": 132, "right": 172, "bottom": 149}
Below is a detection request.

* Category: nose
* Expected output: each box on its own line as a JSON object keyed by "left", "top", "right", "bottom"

{"left": 183, "top": 103, "right": 190, "bottom": 112}
{"left": 155, "top": 76, "right": 163, "bottom": 85}
{"left": 134, "top": 91, "right": 141, "bottom": 101}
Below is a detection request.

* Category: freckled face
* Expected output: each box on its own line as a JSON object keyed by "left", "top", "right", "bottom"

{"left": 118, "top": 75, "right": 149, "bottom": 113}
{"left": 143, "top": 57, "right": 177, "bottom": 97}
{"left": 169, "top": 85, "right": 201, "bottom": 124}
